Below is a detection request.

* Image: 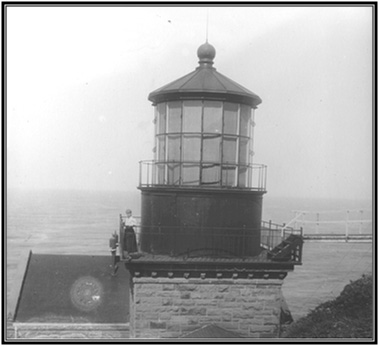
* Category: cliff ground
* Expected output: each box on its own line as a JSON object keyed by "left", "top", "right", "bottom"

{"left": 283, "top": 273, "right": 373, "bottom": 339}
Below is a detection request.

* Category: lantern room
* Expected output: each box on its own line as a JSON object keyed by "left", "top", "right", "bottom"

{"left": 141, "top": 42, "right": 266, "bottom": 190}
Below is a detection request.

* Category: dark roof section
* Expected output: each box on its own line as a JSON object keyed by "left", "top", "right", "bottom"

{"left": 148, "top": 42, "right": 262, "bottom": 108}
{"left": 181, "top": 324, "right": 242, "bottom": 339}
{"left": 14, "top": 253, "right": 130, "bottom": 323}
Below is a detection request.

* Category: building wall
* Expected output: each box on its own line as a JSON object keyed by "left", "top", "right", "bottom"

{"left": 130, "top": 277, "right": 283, "bottom": 338}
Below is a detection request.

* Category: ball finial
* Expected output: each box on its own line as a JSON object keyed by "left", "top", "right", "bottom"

{"left": 197, "top": 42, "right": 216, "bottom": 66}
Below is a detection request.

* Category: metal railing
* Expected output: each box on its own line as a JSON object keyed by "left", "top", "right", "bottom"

{"left": 118, "top": 215, "right": 302, "bottom": 260}
{"left": 285, "top": 209, "right": 372, "bottom": 240}
{"left": 139, "top": 160, "right": 267, "bottom": 191}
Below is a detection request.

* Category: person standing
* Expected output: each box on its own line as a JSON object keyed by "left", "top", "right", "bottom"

{"left": 123, "top": 209, "right": 138, "bottom": 259}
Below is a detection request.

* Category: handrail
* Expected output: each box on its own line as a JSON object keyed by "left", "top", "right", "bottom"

{"left": 117, "top": 217, "right": 302, "bottom": 260}
{"left": 139, "top": 160, "right": 267, "bottom": 191}
{"left": 285, "top": 209, "right": 372, "bottom": 236}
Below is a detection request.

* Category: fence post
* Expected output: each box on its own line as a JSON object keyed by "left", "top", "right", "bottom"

{"left": 316, "top": 213, "right": 320, "bottom": 234}
{"left": 268, "top": 220, "right": 272, "bottom": 249}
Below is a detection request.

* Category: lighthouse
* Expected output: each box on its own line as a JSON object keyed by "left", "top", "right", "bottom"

{"left": 122, "top": 42, "right": 303, "bottom": 338}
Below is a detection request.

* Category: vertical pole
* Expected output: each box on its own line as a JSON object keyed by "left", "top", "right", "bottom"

{"left": 359, "top": 210, "right": 363, "bottom": 234}
{"left": 268, "top": 220, "right": 272, "bottom": 249}
{"left": 345, "top": 210, "right": 349, "bottom": 242}
{"left": 147, "top": 162, "right": 150, "bottom": 186}
{"left": 294, "top": 211, "right": 298, "bottom": 230}
{"left": 302, "top": 212, "right": 305, "bottom": 231}
{"left": 316, "top": 213, "right": 319, "bottom": 234}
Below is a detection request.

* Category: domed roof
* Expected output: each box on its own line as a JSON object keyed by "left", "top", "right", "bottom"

{"left": 148, "top": 42, "right": 262, "bottom": 107}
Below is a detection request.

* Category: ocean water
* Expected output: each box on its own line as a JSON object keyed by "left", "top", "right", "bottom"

{"left": 6, "top": 189, "right": 373, "bottom": 321}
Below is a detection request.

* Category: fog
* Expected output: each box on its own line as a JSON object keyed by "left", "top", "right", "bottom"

{"left": 7, "top": 5, "right": 373, "bottom": 200}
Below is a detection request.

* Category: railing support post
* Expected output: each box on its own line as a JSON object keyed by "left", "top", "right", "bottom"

{"left": 316, "top": 213, "right": 319, "bottom": 234}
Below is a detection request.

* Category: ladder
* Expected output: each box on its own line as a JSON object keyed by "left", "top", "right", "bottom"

{"left": 267, "top": 234, "right": 303, "bottom": 262}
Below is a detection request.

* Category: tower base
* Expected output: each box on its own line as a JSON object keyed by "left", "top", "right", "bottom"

{"left": 130, "top": 276, "right": 287, "bottom": 339}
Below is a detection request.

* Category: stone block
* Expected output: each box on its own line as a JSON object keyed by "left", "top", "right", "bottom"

{"left": 243, "top": 303, "right": 263, "bottom": 311}
{"left": 217, "top": 285, "right": 230, "bottom": 293}
{"left": 232, "top": 310, "right": 253, "bottom": 320}
{"left": 173, "top": 299, "right": 196, "bottom": 307}
{"left": 180, "top": 306, "right": 206, "bottom": 316}
{"left": 162, "top": 284, "right": 175, "bottom": 291}
{"left": 162, "top": 298, "right": 173, "bottom": 306}
{"left": 263, "top": 316, "right": 280, "bottom": 325}
{"left": 253, "top": 324, "right": 275, "bottom": 333}
{"left": 221, "top": 310, "right": 232, "bottom": 322}
{"left": 166, "top": 322, "right": 182, "bottom": 332}
{"left": 180, "top": 292, "right": 191, "bottom": 299}
{"left": 218, "top": 301, "right": 241, "bottom": 309}
{"left": 187, "top": 317, "right": 199, "bottom": 325}
{"left": 178, "top": 284, "right": 197, "bottom": 291}
{"left": 135, "top": 320, "right": 149, "bottom": 330}
{"left": 213, "top": 293, "right": 225, "bottom": 299}
{"left": 157, "top": 305, "right": 180, "bottom": 313}
{"left": 189, "top": 291, "right": 203, "bottom": 299}
{"left": 224, "top": 294, "right": 237, "bottom": 302}
{"left": 198, "top": 317, "right": 222, "bottom": 326}
{"left": 196, "top": 299, "right": 218, "bottom": 306}
{"left": 170, "top": 316, "right": 190, "bottom": 324}
{"left": 157, "top": 291, "right": 181, "bottom": 298}
{"left": 139, "top": 312, "right": 159, "bottom": 321}
{"left": 150, "top": 321, "right": 166, "bottom": 329}
{"left": 206, "top": 308, "right": 222, "bottom": 317}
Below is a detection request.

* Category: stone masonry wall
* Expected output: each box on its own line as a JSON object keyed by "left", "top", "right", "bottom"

{"left": 130, "top": 277, "right": 284, "bottom": 339}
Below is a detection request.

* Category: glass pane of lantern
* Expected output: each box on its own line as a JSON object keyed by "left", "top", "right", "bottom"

{"left": 157, "top": 103, "right": 167, "bottom": 134}
{"left": 238, "top": 167, "right": 248, "bottom": 187}
{"left": 201, "top": 164, "right": 220, "bottom": 185}
{"left": 183, "top": 101, "right": 202, "bottom": 133}
{"left": 203, "top": 101, "right": 222, "bottom": 134}
{"left": 222, "top": 136, "right": 237, "bottom": 164}
{"left": 156, "top": 163, "right": 165, "bottom": 185}
{"left": 182, "top": 164, "right": 200, "bottom": 185}
{"left": 240, "top": 104, "right": 251, "bottom": 137}
{"left": 168, "top": 101, "right": 182, "bottom": 133}
{"left": 223, "top": 102, "right": 238, "bottom": 135}
{"left": 183, "top": 135, "right": 201, "bottom": 162}
{"left": 167, "top": 135, "right": 181, "bottom": 161}
{"left": 239, "top": 137, "right": 249, "bottom": 164}
{"left": 202, "top": 135, "right": 221, "bottom": 162}
{"left": 167, "top": 163, "right": 180, "bottom": 185}
{"left": 222, "top": 166, "right": 236, "bottom": 186}
{"left": 157, "top": 135, "right": 165, "bottom": 161}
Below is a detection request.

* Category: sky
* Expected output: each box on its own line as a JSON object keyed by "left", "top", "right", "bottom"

{"left": 6, "top": 5, "right": 373, "bottom": 200}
